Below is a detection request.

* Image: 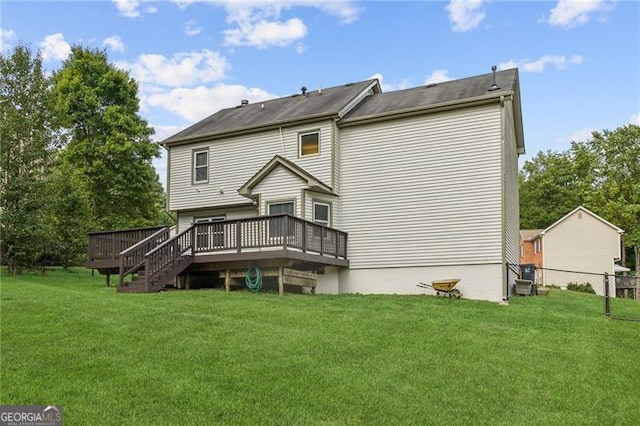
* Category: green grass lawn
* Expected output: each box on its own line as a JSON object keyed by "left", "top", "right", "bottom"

{"left": 1, "top": 268, "right": 639, "bottom": 425}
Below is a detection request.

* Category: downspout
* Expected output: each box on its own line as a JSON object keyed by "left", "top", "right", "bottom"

{"left": 279, "top": 126, "right": 285, "bottom": 158}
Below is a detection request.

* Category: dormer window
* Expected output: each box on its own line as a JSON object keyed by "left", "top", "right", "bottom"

{"left": 299, "top": 131, "right": 320, "bottom": 157}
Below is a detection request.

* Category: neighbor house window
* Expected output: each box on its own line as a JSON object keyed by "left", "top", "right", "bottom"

{"left": 299, "top": 131, "right": 320, "bottom": 157}
{"left": 193, "top": 149, "right": 208, "bottom": 184}
{"left": 534, "top": 239, "right": 541, "bottom": 254}
{"left": 268, "top": 201, "right": 294, "bottom": 216}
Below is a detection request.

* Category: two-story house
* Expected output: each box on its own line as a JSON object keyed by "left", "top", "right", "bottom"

{"left": 86, "top": 68, "right": 525, "bottom": 302}
{"left": 520, "top": 206, "right": 624, "bottom": 294}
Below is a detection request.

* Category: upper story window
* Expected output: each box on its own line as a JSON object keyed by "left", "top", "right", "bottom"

{"left": 193, "top": 149, "right": 208, "bottom": 184}
{"left": 299, "top": 131, "right": 320, "bottom": 157}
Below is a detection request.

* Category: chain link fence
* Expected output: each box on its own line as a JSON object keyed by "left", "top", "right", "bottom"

{"left": 507, "top": 263, "right": 640, "bottom": 322}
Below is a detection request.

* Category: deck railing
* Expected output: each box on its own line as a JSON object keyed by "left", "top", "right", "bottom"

{"left": 144, "top": 227, "right": 195, "bottom": 289}
{"left": 192, "top": 214, "right": 347, "bottom": 259}
{"left": 118, "top": 227, "right": 171, "bottom": 286}
{"left": 87, "top": 226, "right": 167, "bottom": 263}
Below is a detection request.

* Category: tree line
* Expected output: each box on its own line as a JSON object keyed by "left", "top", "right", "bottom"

{"left": 520, "top": 124, "right": 640, "bottom": 274}
{"left": 1, "top": 44, "right": 171, "bottom": 274}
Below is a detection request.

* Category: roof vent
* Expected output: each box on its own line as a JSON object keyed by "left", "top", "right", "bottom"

{"left": 301, "top": 86, "right": 307, "bottom": 96}
{"left": 240, "top": 99, "right": 249, "bottom": 106}
{"left": 488, "top": 65, "right": 500, "bottom": 91}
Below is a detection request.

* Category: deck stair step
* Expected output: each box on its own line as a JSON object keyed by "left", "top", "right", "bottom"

{"left": 117, "top": 255, "right": 193, "bottom": 293}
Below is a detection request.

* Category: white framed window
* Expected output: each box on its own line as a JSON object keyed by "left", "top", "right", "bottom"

{"left": 268, "top": 201, "right": 294, "bottom": 216}
{"left": 313, "top": 201, "right": 330, "bottom": 227}
{"left": 534, "top": 239, "right": 541, "bottom": 254}
{"left": 268, "top": 201, "right": 295, "bottom": 238}
{"left": 299, "top": 131, "right": 320, "bottom": 157}
{"left": 520, "top": 245, "right": 524, "bottom": 258}
{"left": 193, "top": 149, "right": 208, "bottom": 184}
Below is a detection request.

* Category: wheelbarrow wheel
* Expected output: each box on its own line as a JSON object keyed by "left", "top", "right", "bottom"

{"left": 450, "top": 289, "right": 461, "bottom": 299}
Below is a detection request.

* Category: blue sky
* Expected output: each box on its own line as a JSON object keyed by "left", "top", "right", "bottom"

{"left": 2, "top": 1, "right": 639, "bottom": 186}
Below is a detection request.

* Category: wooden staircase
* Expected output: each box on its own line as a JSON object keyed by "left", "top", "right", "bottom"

{"left": 118, "top": 255, "right": 193, "bottom": 293}
{"left": 117, "top": 226, "right": 196, "bottom": 293}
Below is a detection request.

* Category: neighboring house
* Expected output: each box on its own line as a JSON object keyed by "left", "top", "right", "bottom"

{"left": 520, "top": 206, "right": 624, "bottom": 294}
{"left": 86, "top": 68, "right": 525, "bottom": 302}
{"left": 519, "top": 229, "right": 543, "bottom": 268}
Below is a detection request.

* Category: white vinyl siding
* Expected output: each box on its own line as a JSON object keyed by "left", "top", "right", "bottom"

{"left": 254, "top": 165, "right": 304, "bottom": 217}
{"left": 503, "top": 99, "right": 521, "bottom": 269}
{"left": 168, "top": 121, "right": 333, "bottom": 211}
{"left": 340, "top": 104, "right": 503, "bottom": 269}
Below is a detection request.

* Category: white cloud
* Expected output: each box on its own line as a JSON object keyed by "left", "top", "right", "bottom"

{"left": 112, "top": 0, "right": 157, "bottom": 18}
{"left": 498, "top": 54, "right": 583, "bottom": 73}
{"left": 548, "top": 0, "right": 615, "bottom": 29}
{"left": 39, "top": 33, "right": 71, "bottom": 61}
{"left": 122, "top": 49, "right": 229, "bottom": 87}
{"left": 446, "top": 0, "right": 486, "bottom": 32}
{"left": 569, "top": 127, "right": 595, "bottom": 143}
{"left": 630, "top": 113, "right": 640, "bottom": 126}
{"left": 145, "top": 84, "right": 277, "bottom": 122}
{"left": 174, "top": 1, "right": 360, "bottom": 48}
{"left": 223, "top": 17, "right": 307, "bottom": 48}
{"left": 152, "top": 124, "right": 185, "bottom": 142}
{"left": 185, "top": 19, "right": 202, "bottom": 36}
{"left": 103, "top": 35, "right": 125, "bottom": 52}
{"left": 368, "top": 73, "right": 412, "bottom": 92}
{"left": 425, "top": 69, "right": 453, "bottom": 85}
{"left": 113, "top": 0, "right": 141, "bottom": 18}
{"left": 1, "top": 28, "right": 16, "bottom": 52}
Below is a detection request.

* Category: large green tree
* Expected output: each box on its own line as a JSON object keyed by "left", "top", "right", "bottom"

{"left": 586, "top": 125, "right": 640, "bottom": 274}
{"left": 51, "top": 46, "right": 167, "bottom": 230}
{"left": 520, "top": 124, "right": 640, "bottom": 274}
{"left": 519, "top": 149, "right": 592, "bottom": 229}
{"left": 0, "top": 44, "right": 55, "bottom": 274}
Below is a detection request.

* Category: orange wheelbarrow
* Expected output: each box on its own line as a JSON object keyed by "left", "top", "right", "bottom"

{"left": 417, "top": 278, "right": 462, "bottom": 299}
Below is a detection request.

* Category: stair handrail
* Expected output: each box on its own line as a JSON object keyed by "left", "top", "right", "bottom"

{"left": 118, "top": 226, "right": 170, "bottom": 287}
{"left": 143, "top": 225, "right": 195, "bottom": 290}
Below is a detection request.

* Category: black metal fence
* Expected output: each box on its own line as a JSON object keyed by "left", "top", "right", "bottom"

{"left": 507, "top": 263, "right": 640, "bottom": 322}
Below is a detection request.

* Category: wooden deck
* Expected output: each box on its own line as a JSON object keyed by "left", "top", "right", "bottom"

{"left": 85, "top": 215, "right": 348, "bottom": 292}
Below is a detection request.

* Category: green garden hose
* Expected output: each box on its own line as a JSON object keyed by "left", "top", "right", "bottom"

{"left": 245, "top": 265, "right": 262, "bottom": 292}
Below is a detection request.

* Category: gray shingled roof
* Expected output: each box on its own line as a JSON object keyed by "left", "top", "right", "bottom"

{"left": 520, "top": 229, "right": 543, "bottom": 241}
{"left": 340, "top": 69, "right": 520, "bottom": 122}
{"left": 163, "top": 79, "right": 380, "bottom": 145}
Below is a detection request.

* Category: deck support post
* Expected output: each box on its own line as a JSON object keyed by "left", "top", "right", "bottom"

{"left": 106, "top": 274, "right": 110, "bottom": 287}
{"left": 185, "top": 272, "right": 191, "bottom": 290}
{"left": 225, "top": 269, "right": 231, "bottom": 292}
{"left": 278, "top": 266, "right": 284, "bottom": 297}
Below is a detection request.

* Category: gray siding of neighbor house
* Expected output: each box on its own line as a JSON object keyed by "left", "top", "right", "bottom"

{"left": 168, "top": 121, "right": 334, "bottom": 212}
{"left": 503, "top": 99, "right": 521, "bottom": 278}
{"left": 339, "top": 104, "right": 504, "bottom": 269}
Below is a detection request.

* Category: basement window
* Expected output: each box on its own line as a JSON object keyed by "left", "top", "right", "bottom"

{"left": 193, "top": 149, "right": 208, "bottom": 184}
{"left": 299, "top": 131, "right": 320, "bottom": 157}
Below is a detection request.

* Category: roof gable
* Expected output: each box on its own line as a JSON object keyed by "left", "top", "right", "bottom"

{"left": 541, "top": 206, "right": 624, "bottom": 236}
{"left": 238, "top": 155, "right": 333, "bottom": 198}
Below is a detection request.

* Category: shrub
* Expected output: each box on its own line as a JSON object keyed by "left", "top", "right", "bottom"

{"left": 567, "top": 282, "right": 596, "bottom": 294}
